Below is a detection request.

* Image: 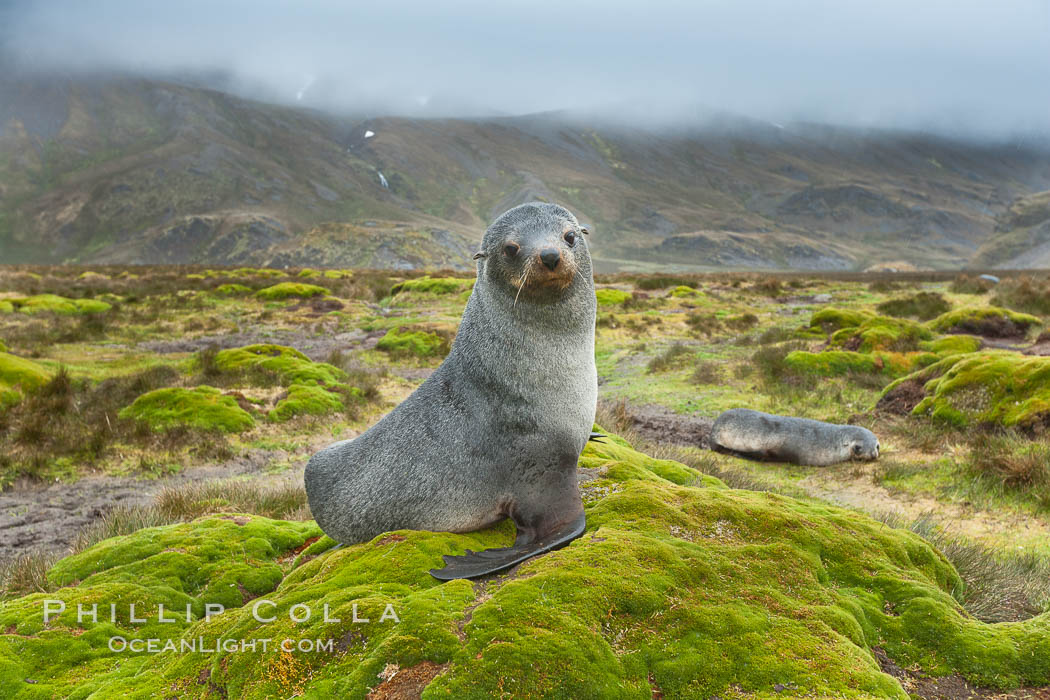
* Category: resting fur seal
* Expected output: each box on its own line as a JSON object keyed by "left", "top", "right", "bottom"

{"left": 710, "top": 408, "right": 879, "bottom": 466}
{"left": 305, "top": 202, "right": 597, "bottom": 580}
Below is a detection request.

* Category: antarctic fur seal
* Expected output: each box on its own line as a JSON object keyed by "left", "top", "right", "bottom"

{"left": 710, "top": 408, "right": 879, "bottom": 466}
{"left": 305, "top": 202, "right": 597, "bottom": 579}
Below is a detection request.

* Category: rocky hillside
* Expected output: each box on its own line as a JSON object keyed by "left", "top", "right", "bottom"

{"left": 3, "top": 73, "right": 1050, "bottom": 270}
{"left": 971, "top": 190, "right": 1050, "bottom": 268}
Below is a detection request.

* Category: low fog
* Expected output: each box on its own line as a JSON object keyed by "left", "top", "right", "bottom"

{"left": 2, "top": 0, "right": 1049, "bottom": 138}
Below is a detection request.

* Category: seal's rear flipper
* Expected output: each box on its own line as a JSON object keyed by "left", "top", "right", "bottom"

{"left": 588, "top": 432, "right": 606, "bottom": 442}
{"left": 430, "top": 512, "right": 586, "bottom": 580}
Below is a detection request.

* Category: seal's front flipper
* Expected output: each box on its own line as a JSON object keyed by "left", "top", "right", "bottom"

{"left": 430, "top": 512, "right": 586, "bottom": 581}
{"left": 588, "top": 432, "right": 606, "bottom": 442}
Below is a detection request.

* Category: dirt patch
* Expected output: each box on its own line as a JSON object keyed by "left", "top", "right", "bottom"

{"left": 626, "top": 404, "right": 713, "bottom": 448}
{"left": 366, "top": 661, "right": 449, "bottom": 700}
{"left": 876, "top": 378, "right": 928, "bottom": 415}
{"left": 873, "top": 647, "right": 1049, "bottom": 699}
{"left": 392, "top": 368, "right": 435, "bottom": 382}
{"left": 841, "top": 335, "right": 863, "bottom": 351}
{"left": 139, "top": 329, "right": 380, "bottom": 361}
{"left": 288, "top": 297, "right": 345, "bottom": 314}
{"left": 1023, "top": 333, "right": 1050, "bottom": 356}
{"left": 946, "top": 317, "right": 1029, "bottom": 340}
{"left": 0, "top": 448, "right": 286, "bottom": 564}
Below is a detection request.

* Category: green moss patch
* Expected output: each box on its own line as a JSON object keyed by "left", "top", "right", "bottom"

{"left": 919, "top": 335, "right": 983, "bottom": 356}
{"left": 927, "top": 306, "right": 1040, "bottom": 338}
{"left": 2, "top": 437, "right": 1047, "bottom": 697}
{"left": 670, "top": 285, "right": 700, "bottom": 298}
{"left": 0, "top": 351, "right": 52, "bottom": 408}
{"left": 229, "top": 268, "right": 286, "bottom": 278}
{"left": 118, "top": 386, "right": 255, "bottom": 433}
{"left": 785, "top": 349, "right": 935, "bottom": 378}
{"left": 213, "top": 344, "right": 346, "bottom": 388}
{"left": 596, "top": 288, "right": 633, "bottom": 306}
{"left": 213, "top": 283, "right": 252, "bottom": 296}
{"left": 391, "top": 276, "right": 473, "bottom": 295}
{"left": 376, "top": 328, "right": 449, "bottom": 359}
{"left": 3, "top": 294, "right": 112, "bottom": 315}
{"left": 809, "top": 307, "right": 873, "bottom": 332}
{"left": 268, "top": 383, "right": 355, "bottom": 422}
{"left": 0, "top": 300, "right": 13, "bottom": 314}
{"left": 255, "top": 283, "right": 328, "bottom": 301}
{"left": 830, "top": 316, "right": 934, "bottom": 353}
{"left": 901, "top": 351, "right": 1050, "bottom": 428}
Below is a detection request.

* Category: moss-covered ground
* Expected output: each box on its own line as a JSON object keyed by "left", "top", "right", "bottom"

{"left": 2, "top": 435, "right": 1048, "bottom": 698}
{"left": 2, "top": 266, "right": 1050, "bottom": 696}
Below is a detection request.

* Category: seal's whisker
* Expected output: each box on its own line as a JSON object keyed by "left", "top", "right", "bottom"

{"left": 515, "top": 265, "right": 531, "bottom": 306}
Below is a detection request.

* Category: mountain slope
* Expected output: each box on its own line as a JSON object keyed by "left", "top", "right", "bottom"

{"left": 971, "top": 190, "right": 1050, "bottom": 268}
{"left": 2, "top": 74, "right": 1050, "bottom": 270}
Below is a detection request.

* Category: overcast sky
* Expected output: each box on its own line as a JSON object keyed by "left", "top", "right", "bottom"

{"left": 3, "top": 0, "right": 1049, "bottom": 137}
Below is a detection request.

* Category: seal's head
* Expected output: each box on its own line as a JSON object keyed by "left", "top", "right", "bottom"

{"left": 843, "top": 426, "right": 880, "bottom": 461}
{"left": 475, "top": 202, "right": 592, "bottom": 302}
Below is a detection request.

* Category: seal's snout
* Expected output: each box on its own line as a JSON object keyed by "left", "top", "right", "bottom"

{"left": 540, "top": 247, "right": 561, "bottom": 270}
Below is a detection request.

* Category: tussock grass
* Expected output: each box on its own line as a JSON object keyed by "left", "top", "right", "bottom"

{"left": 876, "top": 291, "right": 950, "bottom": 320}
{"left": 684, "top": 312, "right": 721, "bottom": 336}
{"left": 949, "top": 274, "right": 995, "bottom": 295}
{"left": 873, "top": 512, "right": 1050, "bottom": 622}
{"left": 955, "top": 431, "right": 1050, "bottom": 510}
{"left": 991, "top": 275, "right": 1050, "bottom": 316}
{"left": 0, "top": 364, "right": 230, "bottom": 485}
{"left": 646, "top": 343, "right": 694, "bottom": 373}
{"left": 1, "top": 479, "right": 309, "bottom": 599}
{"left": 689, "top": 361, "right": 722, "bottom": 385}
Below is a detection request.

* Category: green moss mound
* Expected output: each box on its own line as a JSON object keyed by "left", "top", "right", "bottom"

{"left": 0, "top": 351, "right": 52, "bottom": 408}
{"left": 213, "top": 344, "right": 346, "bottom": 388}
{"left": 809, "top": 307, "right": 873, "bottom": 332}
{"left": 670, "top": 285, "right": 699, "bottom": 298}
{"left": 391, "top": 276, "right": 473, "bottom": 295}
{"left": 255, "top": 283, "right": 328, "bottom": 301}
{"left": 786, "top": 349, "right": 882, "bottom": 375}
{"left": 897, "top": 351, "right": 1050, "bottom": 427}
{"left": 596, "top": 288, "right": 633, "bottom": 306}
{"left": 785, "top": 349, "right": 936, "bottom": 378}
{"left": 2, "top": 437, "right": 1047, "bottom": 698}
{"left": 919, "top": 335, "right": 983, "bottom": 356}
{"left": 268, "top": 383, "right": 352, "bottom": 422}
{"left": 118, "top": 386, "right": 255, "bottom": 433}
{"left": 927, "top": 306, "right": 1040, "bottom": 337}
{"left": 829, "top": 316, "right": 934, "bottom": 352}
{"left": 213, "top": 283, "right": 252, "bottom": 296}
{"left": 0, "top": 300, "right": 13, "bottom": 314}
{"left": 376, "top": 328, "right": 448, "bottom": 358}
{"left": 229, "top": 267, "right": 286, "bottom": 278}
{"left": 4, "top": 294, "right": 112, "bottom": 315}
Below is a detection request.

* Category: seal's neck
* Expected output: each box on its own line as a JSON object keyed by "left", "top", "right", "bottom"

{"left": 451, "top": 276, "right": 595, "bottom": 382}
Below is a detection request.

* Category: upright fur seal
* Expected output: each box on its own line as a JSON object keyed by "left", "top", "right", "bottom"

{"left": 710, "top": 408, "right": 879, "bottom": 466}
{"left": 305, "top": 202, "right": 597, "bottom": 580}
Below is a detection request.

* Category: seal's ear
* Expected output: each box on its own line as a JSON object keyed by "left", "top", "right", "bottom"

{"left": 580, "top": 226, "right": 590, "bottom": 235}
{"left": 472, "top": 252, "right": 486, "bottom": 260}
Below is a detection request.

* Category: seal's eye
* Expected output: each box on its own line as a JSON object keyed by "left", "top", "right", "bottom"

{"left": 504, "top": 243, "right": 520, "bottom": 257}
{"left": 563, "top": 231, "right": 576, "bottom": 246}
{"left": 852, "top": 444, "right": 862, "bottom": 455}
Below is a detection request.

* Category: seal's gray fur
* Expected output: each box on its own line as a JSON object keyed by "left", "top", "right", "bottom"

{"left": 710, "top": 408, "right": 879, "bottom": 466}
{"left": 305, "top": 203, "right": 596, "bottom": 560}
